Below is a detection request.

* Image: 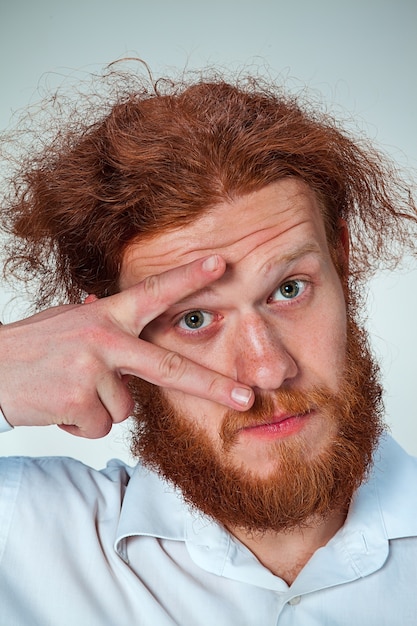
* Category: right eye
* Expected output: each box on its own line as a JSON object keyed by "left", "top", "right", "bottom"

{"left": 177, "top": 310, "right": 215, "bottom": 331}
{"left": 268, "top": 279, "right": 308, "bottom": 303}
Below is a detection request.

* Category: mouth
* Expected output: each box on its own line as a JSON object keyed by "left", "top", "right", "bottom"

{"left": 238, "top": 409, "right": 313, "bottom": 440}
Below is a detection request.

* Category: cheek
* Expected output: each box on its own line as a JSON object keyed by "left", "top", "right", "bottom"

{"left": 308, "top": 300, "right": 347, "bottom": 389}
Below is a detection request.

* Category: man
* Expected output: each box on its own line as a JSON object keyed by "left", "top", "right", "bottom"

{"left": 0, "top": 70, "right": 416, "bottom": 625}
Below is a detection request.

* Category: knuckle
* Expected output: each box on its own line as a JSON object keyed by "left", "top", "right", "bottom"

{"left": 141, "top": 273, "right": 162, "bottom": 303}
{"left": 158, "top": 351, "right": 187, "bottom": 383}
{"left": 207, "top": 373, "right": 225, "bottom": 399}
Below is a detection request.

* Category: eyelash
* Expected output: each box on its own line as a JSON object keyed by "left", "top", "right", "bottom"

{"left": 267, "top": 278, "right": 309, "bottom": 303}
{"left": 175, "top": 279, "right": 310, "bottom": 335}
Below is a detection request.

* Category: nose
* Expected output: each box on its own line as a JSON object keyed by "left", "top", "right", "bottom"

{"left": 233, "top": 313, "right": 298, "bottom": 391}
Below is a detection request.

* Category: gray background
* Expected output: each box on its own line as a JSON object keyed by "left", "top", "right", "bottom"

{"left": 0, "top": 0, "right": 416, "bottom": 467}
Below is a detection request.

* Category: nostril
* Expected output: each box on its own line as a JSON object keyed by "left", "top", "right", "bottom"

{"left": 236, "top": 355, "right": 298, "bottom": 391}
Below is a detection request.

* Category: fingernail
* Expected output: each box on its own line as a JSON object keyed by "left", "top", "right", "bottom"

{"left": 231, "top": 387, "right": 253, "bottom": 407}
{"left": 202, "top": 255, "right": 219, "bottom": 272}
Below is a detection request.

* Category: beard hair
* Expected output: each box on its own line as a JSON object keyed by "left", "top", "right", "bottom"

{"left": 129, "top": 313, "right": 384, "bottom": 534}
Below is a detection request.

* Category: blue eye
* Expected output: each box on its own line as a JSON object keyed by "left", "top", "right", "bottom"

{"left": 269, "top": 279, "right": 306, "bottom": 302}
{"left": 177, "top": 310, "right": 215, "bottom": 331}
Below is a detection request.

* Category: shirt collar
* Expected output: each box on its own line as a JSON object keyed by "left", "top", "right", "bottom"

{"left": 366, "top": 433, "right": 417, "bottom": 540}
{"left": 292, "top": 433, "right": 417, "bottom": 594}
{"left": 114, "top": 463, "right": 187, "bottom": 559}
{"left": 114, "top": 434, "right": 417, "bottom": 583}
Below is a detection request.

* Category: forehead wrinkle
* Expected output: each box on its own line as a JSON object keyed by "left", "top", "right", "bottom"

{"left": 195, "top": 205, "right": 301, "bottom": 256}
{"left": 170, "top": 262, "right": 236, "bottom": 308}
{"left": 131, "top": 220, "right": 298, "bottom": 278}
{"left": 193, "top": 213, "right": 312, "bottom": 269}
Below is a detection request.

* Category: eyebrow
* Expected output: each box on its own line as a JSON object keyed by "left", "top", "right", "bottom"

{"left": 278, "top": 242, "right": 323, "bottom": 265}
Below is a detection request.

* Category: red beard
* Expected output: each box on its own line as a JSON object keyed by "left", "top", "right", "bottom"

{"left": 129, "top": 315, "right": 384, "bottom": 534}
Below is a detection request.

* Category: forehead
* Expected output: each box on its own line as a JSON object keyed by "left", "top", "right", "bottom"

{"left": 120, "top": 178, "right": 329, "bottom": 288}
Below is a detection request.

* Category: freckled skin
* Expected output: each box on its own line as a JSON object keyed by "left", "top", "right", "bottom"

{"left": 120, "top": 178, "right": 348, "bottom": 476}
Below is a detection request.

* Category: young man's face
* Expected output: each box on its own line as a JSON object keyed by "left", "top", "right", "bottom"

{"left": 121, "top": 178, "right": 347, "bottom": 477}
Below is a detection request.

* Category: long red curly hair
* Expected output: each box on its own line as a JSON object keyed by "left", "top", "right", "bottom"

{"left": 1, "top": 67, "right": 416, "bottom": 309}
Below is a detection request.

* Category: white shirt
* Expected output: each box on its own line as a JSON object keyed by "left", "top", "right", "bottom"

{"left": 0, "top": 433, "right": 416, "bottom": 625}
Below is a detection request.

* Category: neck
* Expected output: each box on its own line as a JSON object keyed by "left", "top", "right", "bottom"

{"left": 229, "top": 507, "right": 347, "bottom": 585}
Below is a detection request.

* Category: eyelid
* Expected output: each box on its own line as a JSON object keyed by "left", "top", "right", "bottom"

{"left": 175, "top": 309, "right": 220, "bottom": 334}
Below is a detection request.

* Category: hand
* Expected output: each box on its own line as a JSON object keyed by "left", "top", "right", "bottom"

{"left": 0, "top": 255, "right": 254, "bottom": 438}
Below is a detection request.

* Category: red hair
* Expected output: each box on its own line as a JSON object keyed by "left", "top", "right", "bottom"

{"left": 1, "top": 69, "right": 416, "bottom": 308}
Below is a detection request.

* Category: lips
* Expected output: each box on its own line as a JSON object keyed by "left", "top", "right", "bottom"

{"left": 220, "top": 393, "right": 319, "bottom": 446}
{"left": 237, "top": 409, "right": 313, "bottom": 440}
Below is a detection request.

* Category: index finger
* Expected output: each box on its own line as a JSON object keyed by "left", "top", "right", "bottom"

{"left": 116, "top": 337, "right": 255, "bottom": 411}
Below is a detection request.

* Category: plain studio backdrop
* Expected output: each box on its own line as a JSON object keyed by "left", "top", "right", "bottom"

{"left": 0, "top": 0, "right": 416, "bottom": 468}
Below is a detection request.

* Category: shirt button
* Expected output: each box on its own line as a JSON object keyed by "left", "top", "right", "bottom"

{"left": 288, "top": 595, "right": 301, "bottom": 605}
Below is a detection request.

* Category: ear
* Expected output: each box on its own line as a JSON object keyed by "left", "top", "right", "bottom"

{"left": 336, "top": 218, "right": 350, "bottom": 276}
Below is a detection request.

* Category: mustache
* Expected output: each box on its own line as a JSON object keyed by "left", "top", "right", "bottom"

{"left": 220, "top": 386, "right": 336, "bottom": 446}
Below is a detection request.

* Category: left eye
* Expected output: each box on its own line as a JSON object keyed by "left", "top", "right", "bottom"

{"left": 177, "top": 310, "right": 215, "bottom": 331}
{"left": 269, "top": 279, "right": 307, "bottom": 302}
